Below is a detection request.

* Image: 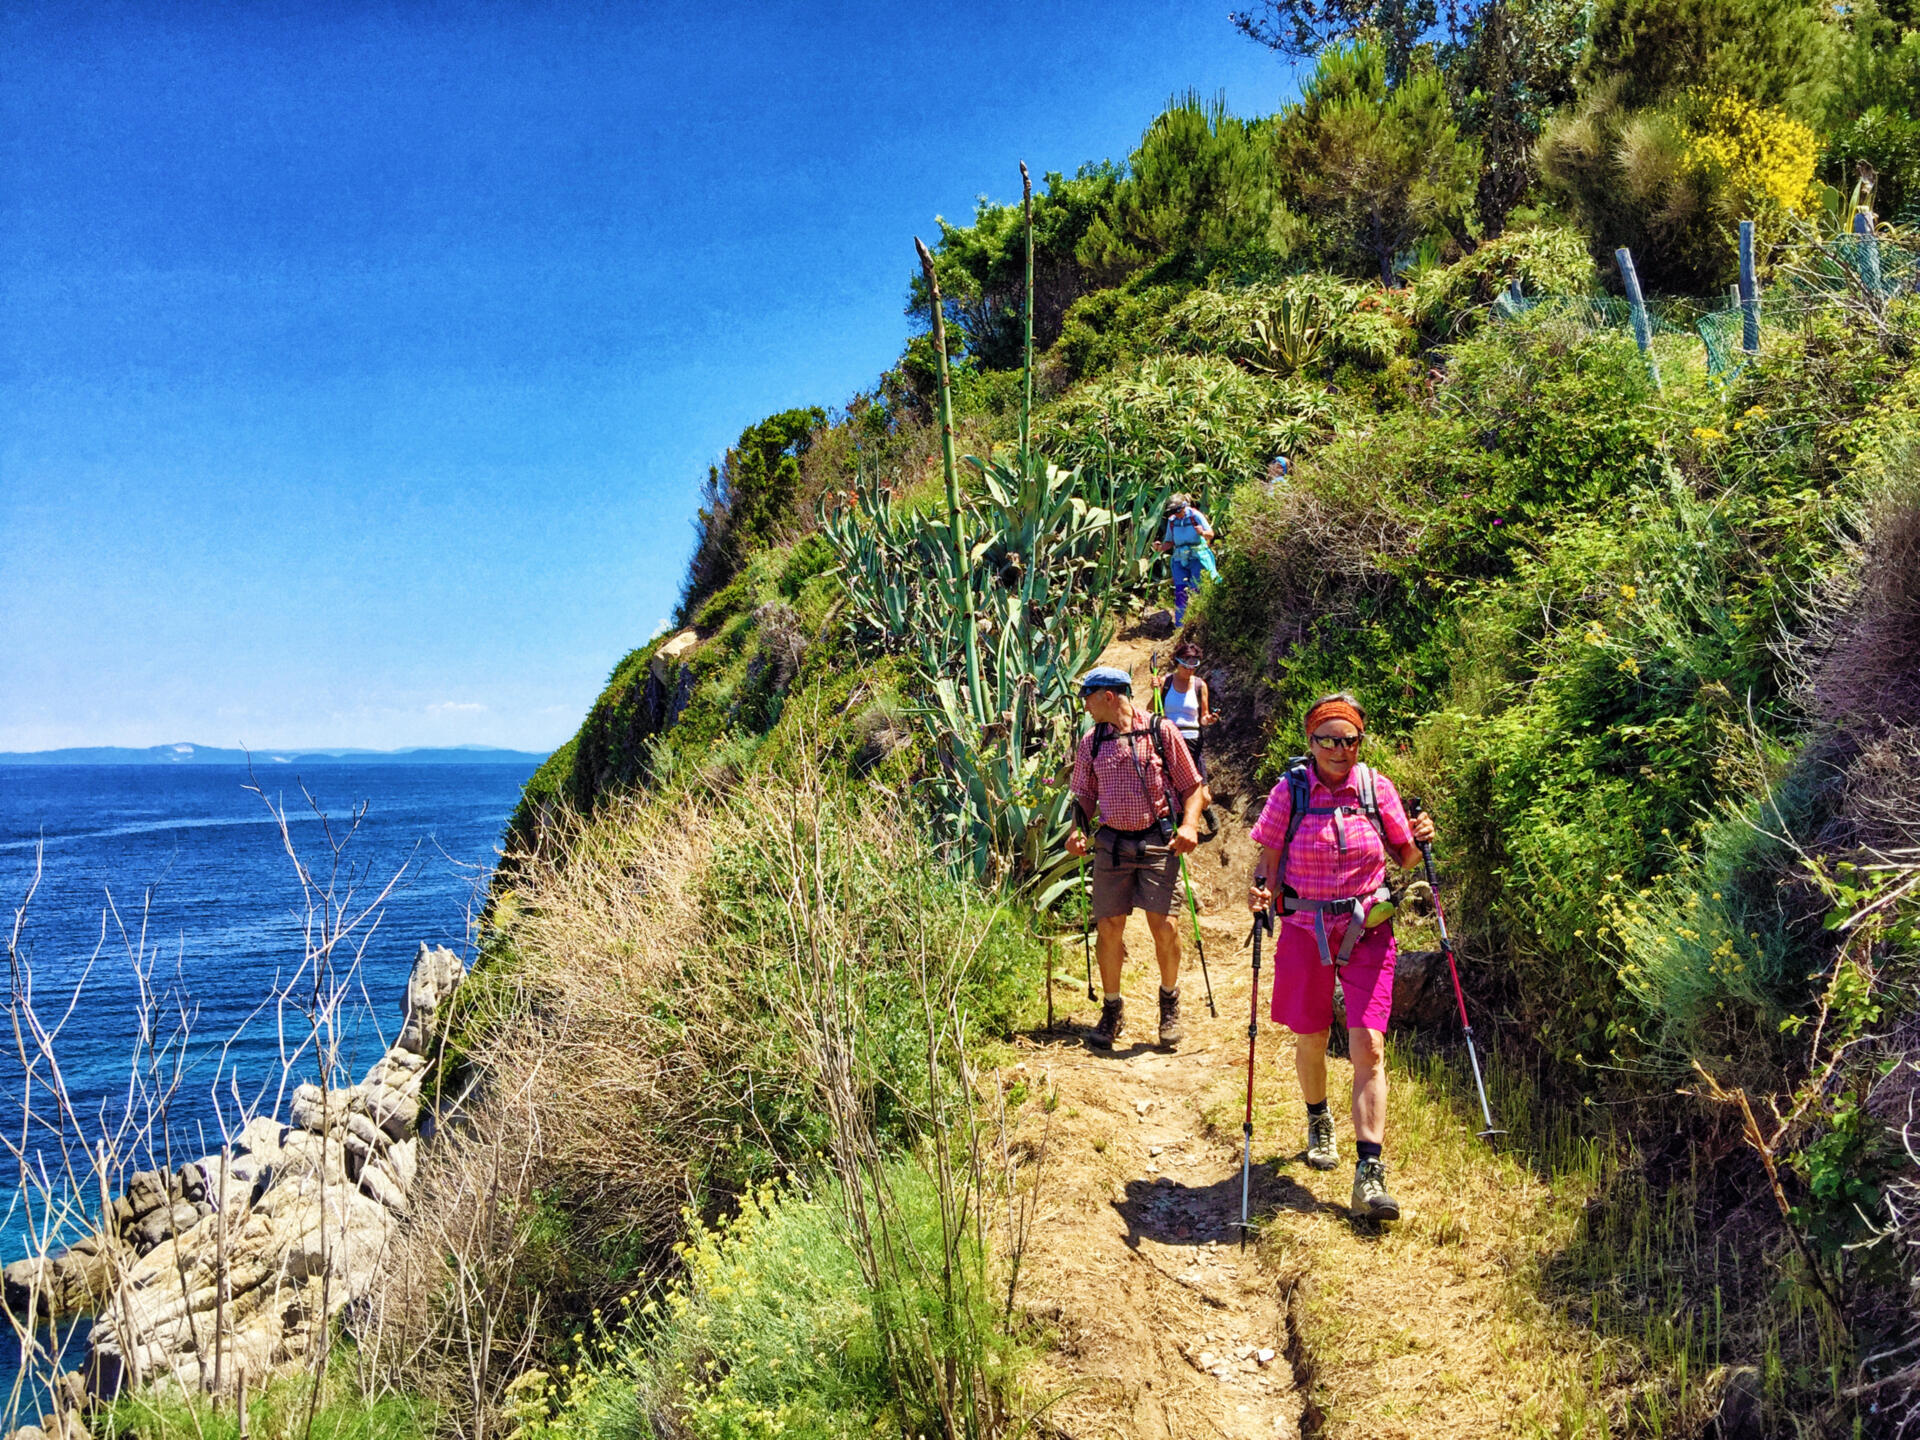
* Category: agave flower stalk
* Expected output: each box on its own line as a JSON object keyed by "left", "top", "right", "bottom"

{"left": 916, "top": 236, "right": 985, "bottom": 711}
{"left": 1020, "top": 161, "right": 1035, "bottom": 467}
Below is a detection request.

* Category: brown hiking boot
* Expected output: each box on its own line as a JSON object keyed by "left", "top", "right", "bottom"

{"left": 1158, "top": 988, "right": 1183, "bottom": 1048}
{"left": 1351, "top": 1158, "right": 1401, "bottom": 1222}
{"left": 1305, "top": 1111, "right": 1338, "bottom": 1170}
{"left": 1088, "top": 997, "right": 1124, "bottom": 1050}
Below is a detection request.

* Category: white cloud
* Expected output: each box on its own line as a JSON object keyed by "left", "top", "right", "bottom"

{"left": 428, "top": 701, "right": 489, "bottom": 715}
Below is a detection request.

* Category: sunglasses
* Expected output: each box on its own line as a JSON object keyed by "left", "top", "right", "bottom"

{"left": 1175, "top": 657, "right": 1200, "bottom": 668}
{"left": 1309, "top": 733, "right": 1364, "bottom": 751}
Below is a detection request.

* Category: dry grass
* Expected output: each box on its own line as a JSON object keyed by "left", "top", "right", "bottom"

{"left": 358, "top": 794, "right": 726, "bottom": 1435}
{"left": 359, "top": 764, "right": 1042, "bottom": 1438}
{"left": 1809, "top": 479, "right": 1920, "bottom": 736}
{"left": 1193, "top": 1039, "right": 1626, "bottom": 1439}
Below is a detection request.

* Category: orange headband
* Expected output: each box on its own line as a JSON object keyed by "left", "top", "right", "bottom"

{"left": 1304, "top": 698, "right": 1365, "bottom": 735}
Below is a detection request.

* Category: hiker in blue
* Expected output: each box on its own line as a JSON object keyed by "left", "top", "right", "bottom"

{"left": 1154, "top": 492, "right": 1217, "bottom": 625}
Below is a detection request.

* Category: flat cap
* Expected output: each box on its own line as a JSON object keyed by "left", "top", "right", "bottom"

{"left": 1078, "top": 665, "right": 1134, "bottom": 695}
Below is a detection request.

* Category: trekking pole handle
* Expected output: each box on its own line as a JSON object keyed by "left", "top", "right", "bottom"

{"left": 1250, "top": 872, "right": 1274, "bottom": 934}
{"left": 1408, "top": 797, "right": 1438, "bottom": 872}
{"left": 1407, "top": 798, "right": 1452, "bottom": 947}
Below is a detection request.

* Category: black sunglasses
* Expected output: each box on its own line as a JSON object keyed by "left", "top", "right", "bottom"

{"left": 1309, "top": 733, "right": 1363, "bottom": 751}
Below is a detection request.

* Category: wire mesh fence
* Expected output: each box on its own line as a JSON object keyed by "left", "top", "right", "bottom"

{"left": 1493, "top": 227, "right": 1920, "bottom": 382}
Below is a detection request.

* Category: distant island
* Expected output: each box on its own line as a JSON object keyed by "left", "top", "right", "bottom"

{"left": 0, "top": 742, "right": 550, "bottom": 766}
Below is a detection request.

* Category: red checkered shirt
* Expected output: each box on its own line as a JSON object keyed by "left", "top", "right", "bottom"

{"left": 1248, "top": 763, "right": 1412, "bottom": 903}
{"left": 1070, "top": 718, "right": 1203, "bottom": 833}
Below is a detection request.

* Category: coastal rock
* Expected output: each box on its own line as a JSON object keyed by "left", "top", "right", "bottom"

{"left": 649, "top": 628, "right": 700, "bottom": 685}
{"left": 399, "top": 943, "right": 465, "bottom": 1055}
{"left": 3, "top": 1254, "right": 108, "bottom": 1321}
{"left": 75, "top": 941, "right": 466, "bottom": 1400}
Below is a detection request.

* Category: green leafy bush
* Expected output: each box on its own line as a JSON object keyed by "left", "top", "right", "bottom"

{"left": 1407, "top": 225, "right": 1598, "bottom": 334}
{"left": 1165, "top": 275, "right": 1411, "bottom": 375}
{"left": 1040, "top": 354, "right": 1332, "bottom": 506}
{"left": 1050, "top": 281, "right": 1192, "bottom": 381}
{"left": 537, "top": 1166, "right": 1014, "bottom": 1440}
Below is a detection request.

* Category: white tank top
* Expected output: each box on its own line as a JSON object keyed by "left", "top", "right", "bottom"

{"left": 1162, "top": 679, "right": 1201, "bottom": 735}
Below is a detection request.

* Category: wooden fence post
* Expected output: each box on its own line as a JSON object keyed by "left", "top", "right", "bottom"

{"left": 1853, "top": 205, "right": 1884, "bottom": 295}
{"left": 1615, "top": 247, "right": 1661, "bottom": 389}
{"left": 1738, "top": 220, "right": 1760, "bottom": 354}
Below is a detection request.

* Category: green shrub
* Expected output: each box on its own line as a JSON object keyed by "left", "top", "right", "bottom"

{"left": 101, "top": 1351, "right": 428, "bottom": 1440}
{"left": 1040, "top": 354, "right": 1332, "bottom": 509}
{"left": 1164, "top": 275, "right": 1411, "bottom": 377}
{"left": 1407, "top": 225, "right": 1599, "bottom": 335}
{"left": 1050, "top": 281, "right": 1192, "bottom": 381}
{"left": 538, "top": 1162, "right": 1018, "bottom": 1440}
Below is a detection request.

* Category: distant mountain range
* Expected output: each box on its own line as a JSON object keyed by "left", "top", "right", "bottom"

{"left": 0, "top": 743, "right": 550, "bottom": 766}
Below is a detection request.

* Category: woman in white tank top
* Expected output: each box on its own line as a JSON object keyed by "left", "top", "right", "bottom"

{"left": 1158, "top": 642, "right": 1215, "bottom": 778}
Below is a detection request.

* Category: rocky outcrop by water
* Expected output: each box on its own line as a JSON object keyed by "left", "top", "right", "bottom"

{"left": 3, "top": 941, "right": 465, "bottom": 1402}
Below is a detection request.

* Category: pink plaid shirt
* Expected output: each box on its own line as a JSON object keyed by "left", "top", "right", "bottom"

{"left": 1249, "top": 763, "right": 1412, "bottom": 903}
{"left": 1070, "top": 718, "right": 1203, "bottom": 833}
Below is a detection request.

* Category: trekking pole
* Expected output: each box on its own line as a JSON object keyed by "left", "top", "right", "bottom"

{"left": 1045, "top": 916, "right": 1055, "bottom": 1034}
{"left": 1151, "top": 657, "right": 1215, "bottom": 1016}
{"left": 1240, "top": 885, "right": 1272, "bottom": 1250}
{"left": 1407, "top": 799, "right": 1505, "bottom": 1141}
{"left": 1081, "top": 849, "right": 1096, "bottom": 1001}
{"left": 1179, "top": 856, "right": 1217, "bottom": 1015}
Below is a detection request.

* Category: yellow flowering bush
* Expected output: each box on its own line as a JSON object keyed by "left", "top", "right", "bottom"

{"left": 1680, "top": 90, "right": 1819, "bottom": 219}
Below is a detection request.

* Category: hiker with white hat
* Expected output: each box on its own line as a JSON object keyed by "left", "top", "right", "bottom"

{"left": 1066, "top": 666, "right": 1207, "bottom": 1050}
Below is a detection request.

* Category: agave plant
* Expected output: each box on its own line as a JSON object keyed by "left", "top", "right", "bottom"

{"left": 1246, "top": 291, "right": 1328, "bottom": 376}
{"left": 816, "top": 176, "right": 1151, "bottom": 890}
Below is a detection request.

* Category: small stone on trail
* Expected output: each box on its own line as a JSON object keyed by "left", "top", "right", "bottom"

{"left": 1257, "top": 1347, "right": 1276, "bottom": 1365}
{"left": 1135, "top": 1099, "right": 1151, "bottom": 1116}
{"left": 1149, "top": 1145, "right": 1163, "bottom": 1156}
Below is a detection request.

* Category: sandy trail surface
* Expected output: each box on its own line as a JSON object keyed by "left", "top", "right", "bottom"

{"left": 1005, "top": 899, "right": 1313, "bottom": 1440}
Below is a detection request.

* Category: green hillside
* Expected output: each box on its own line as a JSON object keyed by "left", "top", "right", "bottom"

{"left": 210, "top": 10, "right": 1920, "bottom": 1439}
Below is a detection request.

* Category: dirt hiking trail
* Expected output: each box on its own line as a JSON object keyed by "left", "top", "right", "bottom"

{"left": 995, "top": 625, "right": 1603, "bottom": 1438}
{"left": 1005, "top": 902, "right": 1312, "bottom": 1440}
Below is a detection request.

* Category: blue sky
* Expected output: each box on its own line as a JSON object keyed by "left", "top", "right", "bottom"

{"left": 2, "top": 1, "right": 1297, "bottom": 752}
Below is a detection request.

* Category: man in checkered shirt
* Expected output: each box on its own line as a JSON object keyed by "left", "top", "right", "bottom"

{"left": 1065, "top": 666, "right": 1208, "bottom": 1050}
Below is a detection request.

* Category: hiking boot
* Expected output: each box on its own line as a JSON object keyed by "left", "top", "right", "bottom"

{"left": 1350, "top": 1158, "right": 1401, "bottom": 1222}
{"left": 1305, "top": 1111, "right": 1338, "bottom": 1170}
{"left": 1157, "top": 989, "right": 1183, "bottom": 1048}
{"left": 1088, "top": 997, "right": 1124, "bottom": 1050}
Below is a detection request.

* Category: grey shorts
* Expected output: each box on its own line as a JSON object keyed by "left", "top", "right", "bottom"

{"left": 1092, "top": 826, "right": 1180, "bottom": 920}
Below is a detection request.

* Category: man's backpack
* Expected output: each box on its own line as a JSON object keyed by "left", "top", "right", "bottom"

{"left": 1272, "top": 757, "right": 1386, "bottom": 895}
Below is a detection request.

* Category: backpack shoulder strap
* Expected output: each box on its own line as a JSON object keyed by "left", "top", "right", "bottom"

{"left": 1150, "top": 718, "right": 1194, "bottom": 809}
{"left": 1277, "top": 759, "right": 1312, "bottom": 891}
{"left": 1089, "top": 720, "right": 1113, "bottom": 761}
{"left": 1353, "top": 763, "right": 1388, "bottom": 843}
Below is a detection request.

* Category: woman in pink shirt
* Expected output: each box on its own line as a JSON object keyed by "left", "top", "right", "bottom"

{"left": 1246, "top": 694, "right": 1434, "bottom": 1222}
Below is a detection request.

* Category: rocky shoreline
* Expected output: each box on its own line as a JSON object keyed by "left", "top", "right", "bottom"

{"left": 2, "top": 942, "right": 467, "bottom": 1427}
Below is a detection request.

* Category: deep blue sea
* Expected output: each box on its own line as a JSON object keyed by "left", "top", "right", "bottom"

{"left": 0, "top": 762, "right": 537, "bottom": 1406}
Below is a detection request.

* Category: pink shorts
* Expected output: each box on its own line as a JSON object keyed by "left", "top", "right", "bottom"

{"left": 1269, "top": 916, "right": 1396, "bottom": 1034}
